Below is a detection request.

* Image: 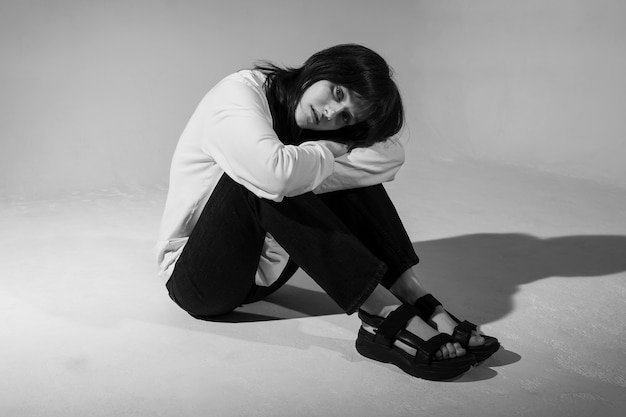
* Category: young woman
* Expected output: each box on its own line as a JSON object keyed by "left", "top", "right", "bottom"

{"left": 157, "top": 44, "right": 499, "bottom": 380}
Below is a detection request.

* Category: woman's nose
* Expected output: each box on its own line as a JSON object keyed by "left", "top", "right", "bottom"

{"left": 323, "top": 105, "right": 335, "bottom": 120}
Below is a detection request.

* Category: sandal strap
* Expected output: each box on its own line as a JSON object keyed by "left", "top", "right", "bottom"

{"left": 416, "top": 293, "right": 478, "bottom": 331}
{"left": 451, "top": 320, "right": 476, "bottom": 346}
{"left": 358, "top": 305, "right": 462, "bottom": 363}
{"left": 358, "top": 304, "right": 425, "bottom": 348}
{"left": 412, "top": 299, "right": 433, "bottom": 321}
{"left": 374, "top": 304, "right": 417, "bottom": 348}
{"left": 396, "top": 331, "right": 457, "bottom": 363}
{"left": 416, "top": 294, "right": 480, "bottom": 347}
{"left": 415, "top": 293, "right": 442, "bottom": 316}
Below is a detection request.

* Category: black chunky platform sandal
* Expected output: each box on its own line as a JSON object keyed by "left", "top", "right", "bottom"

{"left": 355, "top": 304, "right": 475, "bottom": 380}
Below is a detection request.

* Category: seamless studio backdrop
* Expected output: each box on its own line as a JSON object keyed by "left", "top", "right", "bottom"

{"left": 2, "top": 0, "right": 626, "bottom": 196}
{"left": 1, "top": 1, "right": 625, "bottom": 417}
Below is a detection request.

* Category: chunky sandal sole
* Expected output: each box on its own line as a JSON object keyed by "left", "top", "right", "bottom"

{"left": 356, "top": 327, "right": 473, "bottom": 380}
{"left": 471, "top": 335, "right": 500, "bottom": 364}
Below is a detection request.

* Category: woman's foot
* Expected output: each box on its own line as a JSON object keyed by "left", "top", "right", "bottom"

{"left": 389, "top": 268, "right": 486, "bottom": 348}
{"left": 362, "top": 305, "right": 466, "bottom": 360}
{"left": 414, "top": 293, "right": 501, "bottom": 364}
{"left": 428, "top": 305, "right": 485, "bottom": 347}
{"left": 356, "top": 302, "right": 475, "bottom": 380}
{"left": 360, "top": 286, "right": 467, "bottom": 360}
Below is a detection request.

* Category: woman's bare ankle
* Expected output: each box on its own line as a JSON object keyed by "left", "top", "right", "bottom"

{"left": 359, "top": 284, "right": 401, "bottom": 317}
{"left": 389, "top": 268, "right": 429, "bottom": 304}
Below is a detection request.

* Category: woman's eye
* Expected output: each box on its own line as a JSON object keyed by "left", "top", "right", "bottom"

{"left": 342, "top": 112, "right": 350, "bottom": 123}
{"left": 335, "top": 86, "right": 344, "bottom": 101}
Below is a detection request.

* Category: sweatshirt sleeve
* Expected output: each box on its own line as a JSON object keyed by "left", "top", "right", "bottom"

{"left": 313, "top": 137, "right": 405, "bottom": 194}
{"left": 200, "top": 78, "right": 335, "bottom": 201}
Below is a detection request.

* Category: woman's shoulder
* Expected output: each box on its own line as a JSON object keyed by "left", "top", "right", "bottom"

{"left": 205, "top": 70, "right": 269, "bottom": 112}
{"left": 213, "top": 70, "right": 266, "bottom": 98}
{"left": 225, "top": 69, "right": 267, "bottom": 89}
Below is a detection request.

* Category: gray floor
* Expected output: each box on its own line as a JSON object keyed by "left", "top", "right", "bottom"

{"left": 1, "top": 157, "right": 625, "bottom": 417}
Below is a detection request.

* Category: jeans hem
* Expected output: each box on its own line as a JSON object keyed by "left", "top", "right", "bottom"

{"left": 344, "top": 261, "right": 388, "bottom": 315}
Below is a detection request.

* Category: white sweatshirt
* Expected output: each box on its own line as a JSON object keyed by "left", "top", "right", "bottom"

{"left": 156, "top": 70, "right": 405, "bottom": 285}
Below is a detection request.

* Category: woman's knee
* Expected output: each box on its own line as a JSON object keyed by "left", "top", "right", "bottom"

{"left": 165, "top": 276, "right": 244, "bottom": 318}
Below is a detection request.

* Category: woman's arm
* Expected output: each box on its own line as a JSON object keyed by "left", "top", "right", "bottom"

{"left": 199, "top": 77, "right": 337, "bottom": 201}
{"left": 313, "top": 137, "right": 405, "bottom": 194}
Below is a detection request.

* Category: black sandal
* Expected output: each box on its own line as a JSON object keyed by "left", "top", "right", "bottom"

{"left": 356, "top": 304, "right": 475, "bottom": 380}
{"left": 414, "top": 294, "right": 500, "bottom": 364}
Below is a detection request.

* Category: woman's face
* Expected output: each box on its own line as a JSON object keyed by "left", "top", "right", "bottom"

{"left": 295, "top": 81, "right": 367, "bottom": 131}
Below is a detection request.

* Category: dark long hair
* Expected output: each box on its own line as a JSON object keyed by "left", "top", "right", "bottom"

{"left": 255, "top": 44, "right": 404, "bottom": 150}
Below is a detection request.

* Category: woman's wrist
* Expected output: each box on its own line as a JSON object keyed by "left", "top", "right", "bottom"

{"left": 317, "top": 140, "right": 348, "bottom": 158}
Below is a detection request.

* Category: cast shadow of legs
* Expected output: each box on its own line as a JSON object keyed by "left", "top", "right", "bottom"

{"left": 411, "top": 233, "right": 626, "bottom": 325}
{"left": 408, "top": 233, "right": 626, "bottom": 377}
{"left": 204, "top": 282, "right": 344, "bottom": 323}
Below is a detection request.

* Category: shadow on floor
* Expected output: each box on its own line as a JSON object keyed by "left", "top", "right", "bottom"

{"left": 211, "top": 233, "right": 626, "bottom": 324}
{"left": 411, "top": 233, "right": 626, "bottom": 324}
{"left": 202, "top": 284, "right": 344, "bottom": 323}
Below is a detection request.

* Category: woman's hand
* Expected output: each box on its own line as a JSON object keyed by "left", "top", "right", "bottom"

{"left": 317, "top": 140, "right": 349, "bottom": 158}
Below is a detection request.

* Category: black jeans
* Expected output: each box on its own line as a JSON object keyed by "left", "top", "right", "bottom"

{"left": 166, "top": 174, "right": 419, "bottom": 317}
